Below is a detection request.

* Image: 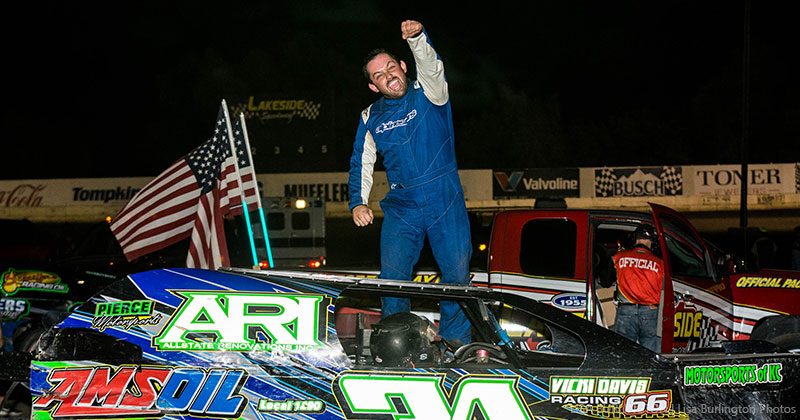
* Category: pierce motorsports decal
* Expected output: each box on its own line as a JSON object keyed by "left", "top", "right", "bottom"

{"left": 333, "top": 372, "right": 533, "bottom": 420}
{"left": 684, "top": 363, "right": 783, "bottom": 387}
{"left": 32, "top": 365, "right": 248, "bottom": 418}
{"left": 91, "top": 299, "right": 163, "bottom": 332}
{"left": 152, "top": 291, "right": 328, "bottom": 352}
{"left": 548, "top": 376, "right": 687, "bottom": 418}
{"left": 1, "top": 268, "right": 68, "bottom": 295}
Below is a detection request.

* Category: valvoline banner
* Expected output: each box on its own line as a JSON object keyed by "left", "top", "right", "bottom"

{"left": 493, "top": 168, "right": 580, "bottom": 199}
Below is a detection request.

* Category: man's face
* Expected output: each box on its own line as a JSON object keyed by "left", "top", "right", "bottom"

{"left": 366, "top": 53, "right": 409, "bottom": 99}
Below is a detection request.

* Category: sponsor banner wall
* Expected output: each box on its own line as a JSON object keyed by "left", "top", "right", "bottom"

{"left": 685, "top": 163, "right": 797, "bottom": 196}
{"left": 261, "top": 169, "right": 493, "bottom": 204}
{"left": 0, "top": 178, "right": 152, "bottom": 209}
{"left": 492, "top": 168, "right": 580, "bottom": 199}
{"left": 0, "top": 170, "right": 493, "bottom": 210}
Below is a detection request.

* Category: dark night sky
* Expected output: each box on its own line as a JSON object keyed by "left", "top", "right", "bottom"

{"left": 3, "top": 0, "right": 798, "bottom": 180}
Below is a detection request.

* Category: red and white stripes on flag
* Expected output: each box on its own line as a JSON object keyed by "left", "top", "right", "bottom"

{"left": 111, "top": 100, "right": 258, "bottom": 269}
{"left": 110, "top": 159, "right": 201, "bottom": 261}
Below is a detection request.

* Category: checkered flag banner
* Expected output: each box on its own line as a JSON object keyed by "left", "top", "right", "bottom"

{"left": 296, "top": 101, "right": 322, "bottom": 120}
{"left": 660, "top": 166, "right": 683, "bottom": 195}
{"left": 594, "top": 168, "right": 618, "bottom": 197}
{"left": 795, "top": 163, "right": 799, "bottom": 193}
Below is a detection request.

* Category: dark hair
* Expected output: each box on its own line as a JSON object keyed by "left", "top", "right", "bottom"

{"left": 362, "top": 48, "right": 401, "bottom": 81}
{"left": 634, "top": 224, "right": 657, "bottom": 241}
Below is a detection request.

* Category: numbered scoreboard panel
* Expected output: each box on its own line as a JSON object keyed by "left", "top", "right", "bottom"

{"left": 228, "top": 93, "right": 337, "bottom": 172}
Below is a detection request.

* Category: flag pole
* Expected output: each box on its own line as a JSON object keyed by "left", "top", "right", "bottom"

{"left": 221, "top": 100, "right": 259, "bottom": 268}
{"left": 239, "top": 112, "right": 275, "bottom": 268}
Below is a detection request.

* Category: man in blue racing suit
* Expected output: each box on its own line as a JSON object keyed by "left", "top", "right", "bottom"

{"left": 348, "top": 20, "right": 472, "bottom": 345}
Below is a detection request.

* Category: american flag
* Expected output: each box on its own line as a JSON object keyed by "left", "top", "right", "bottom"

{"left": 111, "top": 101, "right": 259, "bottom": 269}
{"left": 230, "top": 113, "right": 260, "bottom": 209}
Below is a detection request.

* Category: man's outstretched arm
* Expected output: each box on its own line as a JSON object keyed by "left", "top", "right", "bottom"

{"left": 403, "top": 20, "right": 448, "bottom": 106}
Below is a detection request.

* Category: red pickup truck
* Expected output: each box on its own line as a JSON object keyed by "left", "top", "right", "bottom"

{"left": 478, "top": 203, "right": 800, "bottom": 354}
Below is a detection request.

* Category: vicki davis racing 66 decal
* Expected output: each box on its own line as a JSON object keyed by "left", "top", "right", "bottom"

{"left": 547, "top": 376, "right": 687, "bottom": 418}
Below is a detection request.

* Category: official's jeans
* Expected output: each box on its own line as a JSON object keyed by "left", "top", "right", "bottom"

{"left": 379, "top": 172, "right": 472, "bottom": 344}
{"left": 614, "top": 304, "right": 660, "bottom": 353}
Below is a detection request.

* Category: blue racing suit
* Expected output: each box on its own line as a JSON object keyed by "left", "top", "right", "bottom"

{"left": 348, "top": 29, "right": 472, "bottom": 344}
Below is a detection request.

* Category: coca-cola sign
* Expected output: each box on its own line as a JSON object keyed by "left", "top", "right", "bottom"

{"left": 0, "top": 184, "right": 45, "bottom": 207}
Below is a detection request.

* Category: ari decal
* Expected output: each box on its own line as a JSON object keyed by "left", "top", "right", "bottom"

{"left": 333, "top": 372, "right": 532, "bottom": 420}
{"left": 153, "top": 291, "right": 327, "bottom": 352}
{"left": 92, "top": 300, "right": 163, "bottom": 332}
{"left": 549, "top": 376, "right": 688, "bottom": 418}
{"left": 684, "top": 363, "right": 783, "bottom": 387}
{"left": 32, "top": 365, "right": 248, "bottom": 418}
{"left": 2, "top": 268, "right": 68, "bottom": 295}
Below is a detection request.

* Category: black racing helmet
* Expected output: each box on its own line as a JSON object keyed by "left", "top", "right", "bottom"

{"left": 634, "top": 224, "right": 658, "bottom": 241}
{"left": 370, "top": 312, "right": 439, "bottom": 367}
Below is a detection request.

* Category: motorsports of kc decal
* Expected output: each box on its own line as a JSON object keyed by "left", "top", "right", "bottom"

{"left": 333, "top": 372, "right": 533, "bottom": 420}
{"left": 153, "top": 291, "right": 328, "bottom": 352}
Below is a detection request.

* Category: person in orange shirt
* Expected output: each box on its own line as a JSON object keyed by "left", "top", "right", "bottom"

{"left": 613, "top": 224, "right": 664, "bottom": 353}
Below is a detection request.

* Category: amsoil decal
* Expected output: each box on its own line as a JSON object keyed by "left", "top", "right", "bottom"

{"left": 333, "top": 372, "right": 532, "bottom": 420}
{"left": 153, "top": 291, "right": 327, "bottom": 352}
{"left": 735, "top": 276, "right": 800, "bottom": 289}
{"left": 684, "top": 363, "right": 783, "bottom": 386}
{"left": 2, "top": 268, "right": 68, "bottom": 295}
{"left": 32, "top": 365, "right": 248, "bottom": 418}
{"left": 549, "top": 376, "right": 686, "bottom": 418}
{"left": 493, "top": 168, "right": 579, "bottom": 198}
{"left": 92, "top": 300, "right": 163, "bottom": 332}
{"left": 594, "top": 167, "right": 683, "bottom": 197}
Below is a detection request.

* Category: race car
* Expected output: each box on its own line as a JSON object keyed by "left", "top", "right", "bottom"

{"left": 23, "top": 267, "right": 800, "bottom": 419}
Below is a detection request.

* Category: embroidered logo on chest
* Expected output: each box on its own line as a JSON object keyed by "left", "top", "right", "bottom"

{"left": 375, "top": 109, "right": 417, "bottom": 134}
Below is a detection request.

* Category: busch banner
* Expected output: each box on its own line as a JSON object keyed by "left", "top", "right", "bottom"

{"left": 593, "top": 166, "right": 683, "bottom": 198}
